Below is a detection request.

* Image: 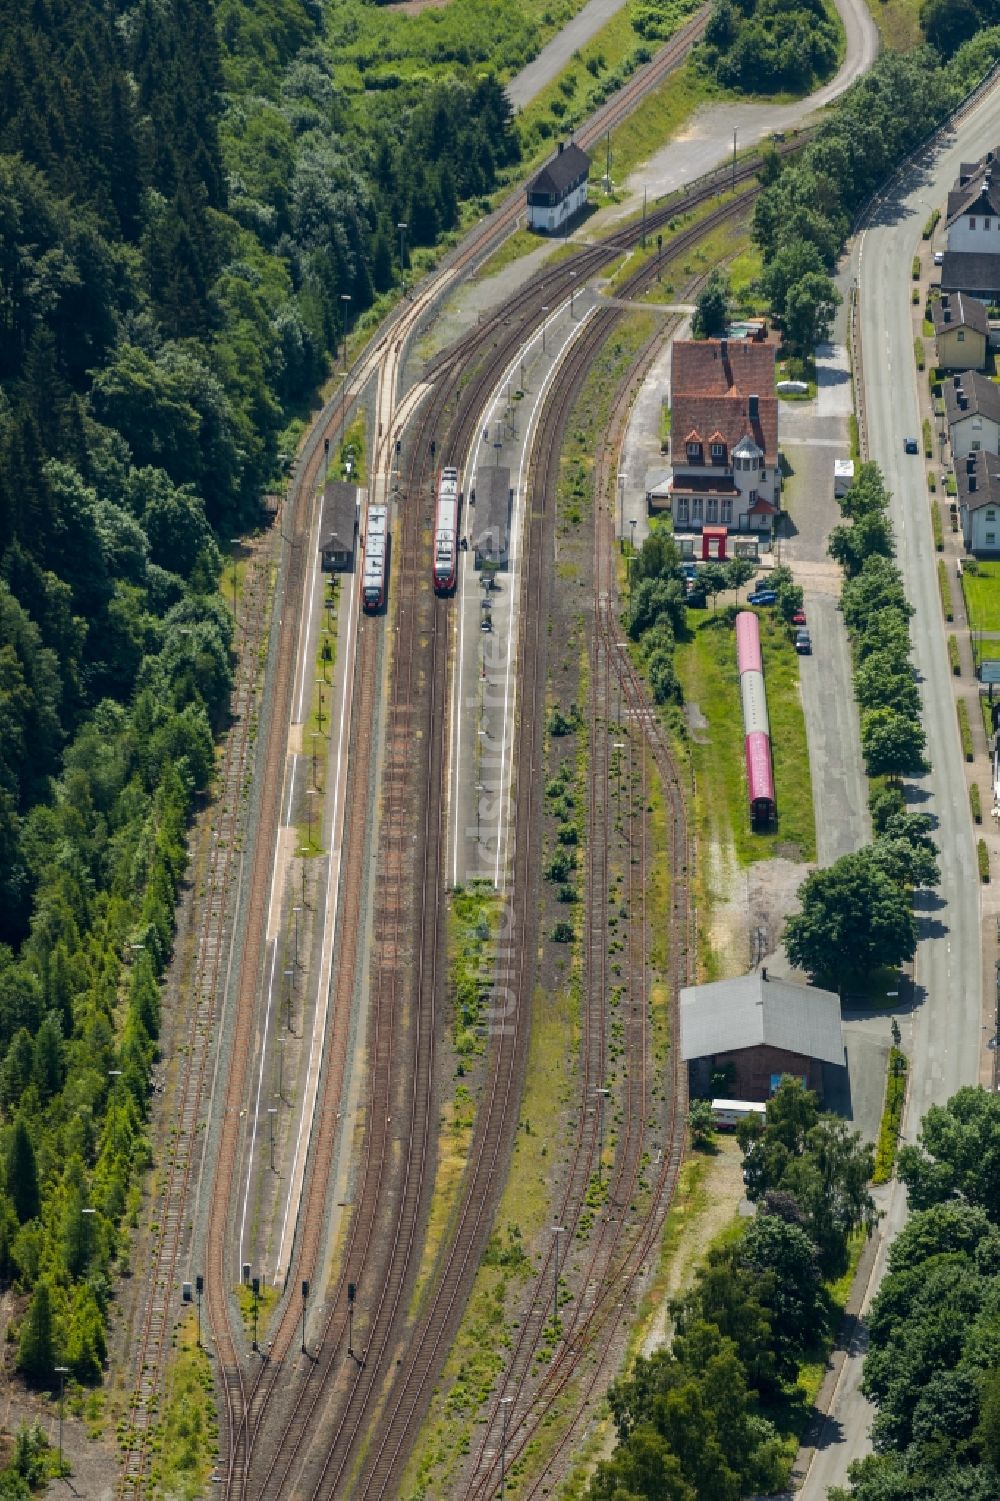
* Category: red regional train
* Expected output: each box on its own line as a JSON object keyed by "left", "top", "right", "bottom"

{"left": 735, "top": 610, "right": 775, "bottom": 828}
{"left": 433, "top": 467, "right": 461, "bottom": 593}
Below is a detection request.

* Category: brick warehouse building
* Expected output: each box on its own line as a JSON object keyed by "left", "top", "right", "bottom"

{"left": 680, "top": 969, "right": 845, "bottom": 1103}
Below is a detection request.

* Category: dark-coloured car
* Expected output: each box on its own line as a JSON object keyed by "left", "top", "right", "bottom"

{"left": 904, "top": 436, "right": 919, "bottom": 455}
{"left": 794, "top": 628, "right": 812, "bottom": 655}
{"left": 747, "top": 589, "right": 777, "bottom": 606}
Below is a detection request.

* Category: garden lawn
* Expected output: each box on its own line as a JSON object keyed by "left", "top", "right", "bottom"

{"left": 963, "top": 561, "right": 1000, "bottom": 632}
{"left": 675, "top": 609, "right": 816, "bottom": 864}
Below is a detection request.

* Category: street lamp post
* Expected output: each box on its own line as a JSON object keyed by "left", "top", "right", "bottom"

{"left": 195, "top": 1274, "right": 204, "bottom": 1347}
{"left": 551, "top": 1225, "right": 565, "bottom": 1326}
{"left": 541, "top": 305, "right": 549, "bottom": 355}
{"left": 268, "top": 1106, "right": 277, "bottom": 1171}
{"left": 292, "top": 904, "right": 302, "bottom": 969}
{"left": 618, "top": 473, "right": 626, "bottom": 551}
{"left": 301, "top": 1279, "right": 309, "bottom": 1355}
{"left": 595, "top": 1086, "right": 611, "bottom": 1180}
{"left": 284, "top": 968, "right": 294, "bottom": 1034}
{"left": 306, "top": 786, "right": 318, "bottom": 845}
{"left": 397, "top": 222, "right": 408, "bottom": 274}
{"left": 278, "top": 1038, "right": 285, "bottom": 1103}
{"left": 569, "top": 271, "right": 577, "bottom": 317}
{"left": 499, "top": 1395, "right": 514, "bottom": 1500}
{"left": 340, "top": 293, "right": 351, "bottom": 372}
{"left": 299, "top": 846, "right": 309, "bottom": 908}
{"left": 55, "top": 1365, "right": 69, "bottom": 1475}
{"left": 251, "top": 1276, "right": 260, "bottom": 1352}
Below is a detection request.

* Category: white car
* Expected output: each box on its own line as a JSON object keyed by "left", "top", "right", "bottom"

{"left": 933, "top": 250, "right": 944, "bottom": 266}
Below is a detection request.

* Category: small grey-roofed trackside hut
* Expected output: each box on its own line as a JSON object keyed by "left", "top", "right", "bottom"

{"left": 680, "top": 969, "right": 845, "bottom": 1102}
{"left": 472, "top": 466, "right": 512, "bottom": 570}
{"left": 526, "top": 141, "right": 590, "bottom": 234}
{"left": 318, "top": 481, "right": 360, "bottom": 572}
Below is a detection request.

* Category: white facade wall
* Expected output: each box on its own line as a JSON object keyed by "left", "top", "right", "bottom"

{"left": 949, "top": 212, "right": 1000, "bottom": 253}
{"left": 966, "top": 502, "right": 1000, "bottom": 552}
{"left": 527, "top": 180, "right": 587, "bottom": 232}
{"left": 950, "top": 412, "right": 1000, "bottom": 462}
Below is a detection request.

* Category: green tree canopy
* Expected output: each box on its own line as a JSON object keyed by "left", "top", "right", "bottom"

{"left": 784, "top": 850, "right": 917, "bottom": 990}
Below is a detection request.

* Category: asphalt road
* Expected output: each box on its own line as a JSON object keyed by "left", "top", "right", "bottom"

{"left": 798, "top": 91, "right": 1000, "bottom": 1501}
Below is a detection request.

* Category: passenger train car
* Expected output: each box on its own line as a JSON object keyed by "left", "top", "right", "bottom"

{"left": 362, "top": 504, "right": 388, "bottom": 611}
{"left": 433, "top": 467, "right": 461, "bottom": 593}
{"left": 735, "top": 610, "right": 776, "bottom": 828}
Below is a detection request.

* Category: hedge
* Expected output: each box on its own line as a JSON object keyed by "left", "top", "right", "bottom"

{"left": 872, "top": 1047, "right": 908, "bottom": 1185}
{"left": 923, "top": 207, "right": 941, "bottom": 239}
{"left": 912, "top": 255, "right": 921, "bottom": 281}
{"left": 971, "top": 782, "right": 982, "bottom": 824}
{"left": 938, "top": 559, "right": 954, "bottom": 620}
{"left": 922, "top": 415, "right": 933, "bottom": 455}
{"left": 979, "top": 837, "right": 990, "bottom": 883}
{"left": 932, "top": 499, "right": 944, "bottom": 550}
{"left": 948, "top": 634, "right": 961, "bottom": 674}
{"left": 958, "top": 698, "right": 974, "bottom": 761}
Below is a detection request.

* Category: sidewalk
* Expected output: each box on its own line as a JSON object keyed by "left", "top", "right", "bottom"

{"left": 910, "top": 232, "right": 1000, "bottom": 1092}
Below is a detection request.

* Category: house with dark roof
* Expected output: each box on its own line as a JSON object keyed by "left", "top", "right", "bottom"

{"left": 318, "top": 481, "right": 359, "bottom": 572}
{"left": 931, "top": 291, "right": 988, "bottom": 371}
{"left": 680, "top": 969, "right": 845, "bottom": 1103}
{"left": 946, "top": 148, "right": 1000, "bottom": 253}
{"left": 956, "top": 450, "right": 1000, "bottom": 555}
{"left": 943, "top": 370, "right": 1000, "bottom": 461}
{"left": 526, "top": 141, "right": 590, "bottom": 234}
{"left": 665, "top": 338, "right": 780, "bottom": 538}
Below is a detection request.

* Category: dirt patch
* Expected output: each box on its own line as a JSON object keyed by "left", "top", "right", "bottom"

{"left": 749, "top": 855, "right": 809, "bottom": 970}
{"left": 640, "top": 1135, "right": 748, "bottom": 1357}
{"left": 685, "top": 699, "right": 708, "bottom": 742}
{"left": 705, "top": 829, "right": 747, "bottom": 979}
{"left": 385, "top": 0, "right": 449, "bottom": 12}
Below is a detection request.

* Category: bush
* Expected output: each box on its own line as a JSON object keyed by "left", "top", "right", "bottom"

{"left": 912, "top": 255, "right": 921, "bottom": 281}
{"left": 923, "top": 207, "right": 941, "bottom": 239}
{"left": 958, "top": 699, "right": 974, "bottom": 761}
{"left": 915, "top": 338, "right": 926, "bottom": 373}
{"left": 971, "top": 783, "right": 982, "bottom": 823}
{"left": 552, "top": 920, "right": 574, "bottom": 942}
{"left": 922, "top": 416, "right": 932, "bottom": 455}
{"left": 979, "top": 837, "right": 990, "bottom": 883}
{"left": 938, "top": 559, "right": 954, "bottom": 620}
{"left": 931, "top": 500, "right": 944, "bottom": 551}
{"left": 948, "top": 634, "right": 961, "bottom": 675}
{"left": 911, "top": 286, "right": 920, "bottom": 305}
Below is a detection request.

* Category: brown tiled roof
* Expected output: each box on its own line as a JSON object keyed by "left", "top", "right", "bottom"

{"left": 671, "top": 339, "right": 778, "bottom": 467}
{"left": 956, "top": 449, "right": 1000, "bottom": 512}
{"left": 932, "top": 291, "right": 989, "bottom": 339}
{"left": 943, "top": 370, "right": 1000, "bottom": 429}
{"left": 672, "top": 339, "right": 776, "bottom": 396}
{"left": 672, "top": 395, "right": 777, "bottom": 466}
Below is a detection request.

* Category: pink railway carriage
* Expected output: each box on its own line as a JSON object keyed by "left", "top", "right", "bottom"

{"left": 735, "top": 611, "right": 776, "bottom": 828}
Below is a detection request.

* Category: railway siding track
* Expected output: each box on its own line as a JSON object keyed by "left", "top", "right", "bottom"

{"left": 116, "top": 539, "right": 273, "bottom": 1499}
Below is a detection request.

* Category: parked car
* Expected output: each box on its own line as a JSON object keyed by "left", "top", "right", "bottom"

{"left": 904, "top": 436, "right": 919, "bottom": 454}
{"left": 794, "top": 628, "right": 812, "bottom": 655}
{"left": 747, "top": 589, "right": 777, "bottom": 606}
{"left": 933, "top": 250, "right": 944, "bottom": 266}
{"left": 791, "top": 608, "right": 807, "bottom": 625}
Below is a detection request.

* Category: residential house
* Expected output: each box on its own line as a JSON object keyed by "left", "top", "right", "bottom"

{"left": 944, "top": 370, "right": 1000, "bottom": 461}
{"left": 931, "top": 291, "right": 988, "bottom": 371}
{"left": 941, "top": 150, "right": 1000, "bottom": 303}
{"left": 680, "top": 969, "right": 845, "bottom": 1104}
{"left": 526, "top": 141, "right": 590, "bottom": 234}
{"left": 318, "top": 481, "right": 359, "bottom": 572}
{"left": 956, "top": 449, "right": 1000, "bottom": 555}
{"left": 666, "top": 338, "right": 780, "bottom": 537}
{"left": 471, "top": 465, "right": 512, "bottom": 570}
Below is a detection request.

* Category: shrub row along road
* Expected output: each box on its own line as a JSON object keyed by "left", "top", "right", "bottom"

{"left": 799, "top": 79, "right": 1000, "bottom": 1501}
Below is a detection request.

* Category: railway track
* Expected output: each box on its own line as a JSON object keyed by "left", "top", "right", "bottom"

{"left": 115, "top": 538, "right": 273, "bottom": 1498}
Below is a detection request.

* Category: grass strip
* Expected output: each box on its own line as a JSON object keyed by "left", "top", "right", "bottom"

{"left": 938, "top": 558, "right": 954, "bottom": 621}
{"left": 872, "top": 1048, "right": 908, "bottom": 1184}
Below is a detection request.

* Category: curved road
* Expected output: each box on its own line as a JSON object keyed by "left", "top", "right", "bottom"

{"left": 799, "top": 86, "right": 1000, "bottom": 1501}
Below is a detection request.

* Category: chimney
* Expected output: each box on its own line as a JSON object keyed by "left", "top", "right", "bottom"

{"left": 748, "top": 393, "right": 759, "bottom": 421}
{"left": 968, "top": 456, "right": 976, "bottom": 474}
{"left": 954, "top": 372, "right": 962, "bottom": 388}
{"left": 959, "top": 393, "right": 968, "bottom": 410}
{"left": 971, "top": 475, "right": 978, "bottom": 493}
{"left": 720, "top": 337, "right": 729, "bottom": 362}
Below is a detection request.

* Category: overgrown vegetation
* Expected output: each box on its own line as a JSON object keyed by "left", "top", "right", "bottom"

{"left": 872, "top": 1046, "right": 907, "bottom": 1185}
{"left": 450, "top": 884, "right": 502, "bottom": 1055}
{"left": 834, "top": 1088, "right": 1000, "bottom": 1500}
{"left": 590, "top": 1081, "right": 875, "bottom": 1500}
{"left": 697, "top": 0, "right": 840, "bottom": 93}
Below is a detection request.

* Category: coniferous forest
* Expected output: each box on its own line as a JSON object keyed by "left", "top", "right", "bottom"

{"left": 0, "top": 0, "right": 519, "bottom": 1382}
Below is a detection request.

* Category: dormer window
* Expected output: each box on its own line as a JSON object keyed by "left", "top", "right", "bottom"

{"left": 711, "top": 442, "right": 726, "bottom": 461}
{"left": 686, "top": 442, "right": 702, "bottom": 461}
